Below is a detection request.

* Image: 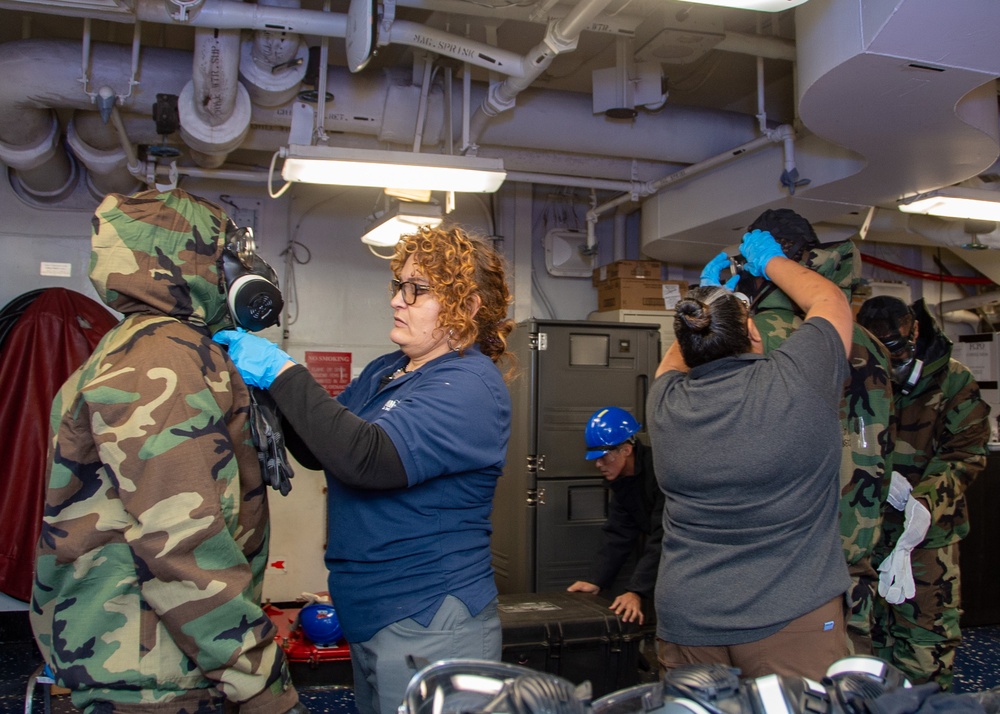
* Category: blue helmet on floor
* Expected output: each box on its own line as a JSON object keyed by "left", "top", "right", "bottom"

{"left": 299, "top": 602, "right": 344, "bottom": 646}
{"left": 585, "top": 407, "right": 640, "bottom": 460}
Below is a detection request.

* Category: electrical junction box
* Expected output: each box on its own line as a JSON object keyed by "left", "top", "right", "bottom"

{"left": 592, "top": 62, "right": 665, "bottom": 116}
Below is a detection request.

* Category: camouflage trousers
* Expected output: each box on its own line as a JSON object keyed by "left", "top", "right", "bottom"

{"left": 871, "top": 542, "right": 963, "bottom": 691}
{"left": 845, "top": 557, "right": 877, "bottom": 656}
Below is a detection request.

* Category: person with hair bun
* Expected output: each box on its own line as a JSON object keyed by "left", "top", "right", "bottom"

{"left": 214, "top": 226, "right": 516, "bottom": 714}
{"left": 647, "top": 229, "right": 854, "bottom": 681}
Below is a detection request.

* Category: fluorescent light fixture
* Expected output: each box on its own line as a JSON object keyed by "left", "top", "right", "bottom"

{"left": 679, "top": 0, "right": 810, "bottom": 10}
{"left": 281, "top": 145, "right": 506, "bottom": 193}
{"left": 361, "top": 201, "right": 444, "bottom": 247}
{"left": 897, "top": 187, "right": 1000, "bottom": 221}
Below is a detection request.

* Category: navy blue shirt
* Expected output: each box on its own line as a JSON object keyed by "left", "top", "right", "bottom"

{"left": 326, "top": 347, "right": 511, "bottom": 642}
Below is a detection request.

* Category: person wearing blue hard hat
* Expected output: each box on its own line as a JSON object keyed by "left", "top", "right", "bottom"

{"left": 568, "top": 407, "right": 665, "bottom": 626}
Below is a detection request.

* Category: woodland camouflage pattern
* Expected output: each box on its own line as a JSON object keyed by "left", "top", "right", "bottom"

{"left": 751, "top": 239, "right": 895, "bottom": 655}
{"left": 30, "top": 189, "right": 298, "bottom": 713}
{"left": 870, "top": 299, "right": 990, "bottom": 690}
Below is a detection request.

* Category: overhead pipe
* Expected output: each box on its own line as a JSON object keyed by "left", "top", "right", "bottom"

{"left": 66, "top": 101, "right": 142, "bottom": 197}
{"left": 238, "top": 0, "right": 309, "bottom": 108}
{"left": 584, "top": 125, "right": 795, "bottom": 248}
{"left": 179, "top": 27, "right": 251, "bottom": 168}
{"left": 1, "top": 38, "right": 754, "bottom": 170}
{"left": 136, "top": 0, "right": 347, "bottom": 37}
{"left": 0, "top": 35, "right": 761, "bottom": 201}
{"left": 381, "top": 20, "right": 529, "bottom": 78}
{"left": 467, "top": 0, "right": 620, "bottom": 148}
{"left": 860, "top": 253, "right": 993, "bottom": 286}
{"left": 939, "top": 292, "right": 1000, "bottom": 314}
{"left": 0, "top": 39, "right": 189, "bottom": 201}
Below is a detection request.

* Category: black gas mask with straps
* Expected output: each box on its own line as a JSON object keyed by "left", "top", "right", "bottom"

{"left": 220, "top": 224, "right": 284, "bottom": 332}
{"left": 880, "top": 328, "right": 923, "bottom": 396}
{"left": 219, "top": 223, "right": 294, "bottom": 494}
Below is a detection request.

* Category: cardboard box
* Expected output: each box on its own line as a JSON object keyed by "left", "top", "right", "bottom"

{"left": 592, "top": 259, "right": 664, "bottom": 286}
{"left": 597, "top": 278, "right": 687, "bottom": 311}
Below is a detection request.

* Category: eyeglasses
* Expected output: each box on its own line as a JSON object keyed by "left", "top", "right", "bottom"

{"left": 594, "top": 445, "right": 623, "bottom": 460}
{"left": 391, "top": 279, "right": 432, "bottom": 305}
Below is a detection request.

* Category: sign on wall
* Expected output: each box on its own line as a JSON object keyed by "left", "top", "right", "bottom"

{"left": 305, "top": 351, "right": 352, "bottom": 396}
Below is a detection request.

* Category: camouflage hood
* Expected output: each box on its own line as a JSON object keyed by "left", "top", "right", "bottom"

{"left": 750, "top": 239, "right": 861, "bottom": 314}
{"left": 911, "top": 297, "right": 953, "bottom": 379}
{"left": 89, "top": 188, "right": 235, "bottom": 331}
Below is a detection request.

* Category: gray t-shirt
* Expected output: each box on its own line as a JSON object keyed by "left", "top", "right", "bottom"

{"left": 648, "top": 317, "right": 850, "bottom": 646}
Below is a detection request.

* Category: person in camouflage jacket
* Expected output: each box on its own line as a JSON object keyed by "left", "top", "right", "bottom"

{"left": 858, "top": 296, "right": 991, "bottom": 690}
{"left": 728, "top": 209, "right": 896, "bottom": 656}
{"left": 30, "top": 189, "right": 303, "bottom": 713}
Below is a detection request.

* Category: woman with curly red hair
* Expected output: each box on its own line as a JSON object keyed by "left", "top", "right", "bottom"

{"left": 215, "top": 226, "right": 516, "bottom": 714}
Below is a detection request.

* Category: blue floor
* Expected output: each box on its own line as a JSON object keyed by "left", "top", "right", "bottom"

{"left": 3, "top": 627, "right": 999, "bottom": 713}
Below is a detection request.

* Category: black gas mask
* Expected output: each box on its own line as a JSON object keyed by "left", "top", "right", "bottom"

{"left": 880, "top": 329, "right": 923, "bottom": 395}
{"left": 219, "top": 224, "right": 294, "bottom": 495}
{"left": 220, "top": 225, "right": 283, "bottom": 332}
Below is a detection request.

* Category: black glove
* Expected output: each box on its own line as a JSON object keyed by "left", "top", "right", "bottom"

{"left": 248, "top": 387, "right": 295, "bottom": 496}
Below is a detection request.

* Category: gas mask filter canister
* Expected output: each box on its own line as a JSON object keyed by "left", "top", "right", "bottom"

{"left": 220, "top": 225, "right": 284, "bottom": 332}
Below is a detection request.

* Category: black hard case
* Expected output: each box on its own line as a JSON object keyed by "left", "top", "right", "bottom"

{"left": 498, "top": 591, "right": 642, "bottom": 697}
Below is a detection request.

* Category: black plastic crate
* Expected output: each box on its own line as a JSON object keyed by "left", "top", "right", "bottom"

{"left": 497, "top": 591, "right": 641, "bottom": 697}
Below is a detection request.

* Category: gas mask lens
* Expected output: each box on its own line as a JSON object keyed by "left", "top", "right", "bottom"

{"left": 228, "top": 226, "right": 257, "bottom": 269}
{"left": 221, "top": 225, "right": 284, "bottom": 332}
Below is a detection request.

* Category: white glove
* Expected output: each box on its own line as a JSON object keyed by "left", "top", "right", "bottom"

{"left": 886, "top": 471, "right": 913, "bottom": 511}
{"left": 878, "top": 496, "right": 931, "bottom": 604}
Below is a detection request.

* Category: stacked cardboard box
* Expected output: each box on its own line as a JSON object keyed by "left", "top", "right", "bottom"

{"left": 591, "top": 259, "right": 664, "bottom": 286}
{"left": 592, "top": 259, "right": 688, "bottom": 311}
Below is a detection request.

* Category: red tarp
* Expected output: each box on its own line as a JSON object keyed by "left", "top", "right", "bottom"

{"left": 0, "top": 289, "right": 117, "bottom": 602}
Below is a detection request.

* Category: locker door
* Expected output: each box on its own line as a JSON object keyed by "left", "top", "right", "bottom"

{"left": 531, "top": 321, "right": 659, "bottom": 589}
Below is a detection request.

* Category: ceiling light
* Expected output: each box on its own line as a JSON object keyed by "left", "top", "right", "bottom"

{"left": 281, "top": 145, "right": 506, "bottom": 193}
{"left": 361, "top": 201, "right": 444, "bottom": 247}
{"left": 679, "top": 0, "right": 810, "bottom": 10}
{"left": 897, "top": 187, "right": 1000, "bottom": 221}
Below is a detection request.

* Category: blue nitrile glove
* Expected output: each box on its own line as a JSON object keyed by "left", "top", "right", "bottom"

{"left": 699, "top": 251, "right": 740, "bottom": 290}
{"left": 739, "top": 229, "right": 785, "bottom": 280}
{"left": 213, "top": 329, "right": 294, "bottom": 389}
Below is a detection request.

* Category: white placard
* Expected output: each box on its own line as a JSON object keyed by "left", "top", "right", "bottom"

{"left": 40, "top": 262, "right": 72, "bottom": 277}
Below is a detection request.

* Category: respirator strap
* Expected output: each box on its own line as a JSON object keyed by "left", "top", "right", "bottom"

{"left": 898, "top": 359, "right": 924, "bottom": 396}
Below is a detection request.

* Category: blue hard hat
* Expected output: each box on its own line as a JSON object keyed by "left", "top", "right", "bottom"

{"left": 585, "top": 407, "right": 640, "bottom": 460}
{"left": 299, "top": 602, "right": 344, "bottom": 646}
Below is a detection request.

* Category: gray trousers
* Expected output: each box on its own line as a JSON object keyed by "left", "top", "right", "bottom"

{"left": 349, "top": 595, "right": 502, "bottom": 714}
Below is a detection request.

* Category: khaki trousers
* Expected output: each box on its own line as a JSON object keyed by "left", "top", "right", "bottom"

{"left": 656, "top": 596, "right": 849, "bottom": 681}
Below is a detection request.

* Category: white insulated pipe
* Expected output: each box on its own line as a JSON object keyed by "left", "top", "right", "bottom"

{"left": 584, "top": 126, "right": 794, "bottom": 246}
{"left": 179, "top": 27, "right": 251, "bottom": 168}
{"left": 467, "top": 0, "right": 619, "bottom": 144}
{"left": 384, "top": 21, "right": 528, "bottom": 78}
{"left": 0, "top": 35, "right": 761, "bottom": 201}
{"left": 136, "top": 0, "right": 347, "bottom": 37}
{"left": 238, "top": 0, "right": 309, "bottom": 108}
{"left": 67, "top": 105, "right": 142, "bottom": 197}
